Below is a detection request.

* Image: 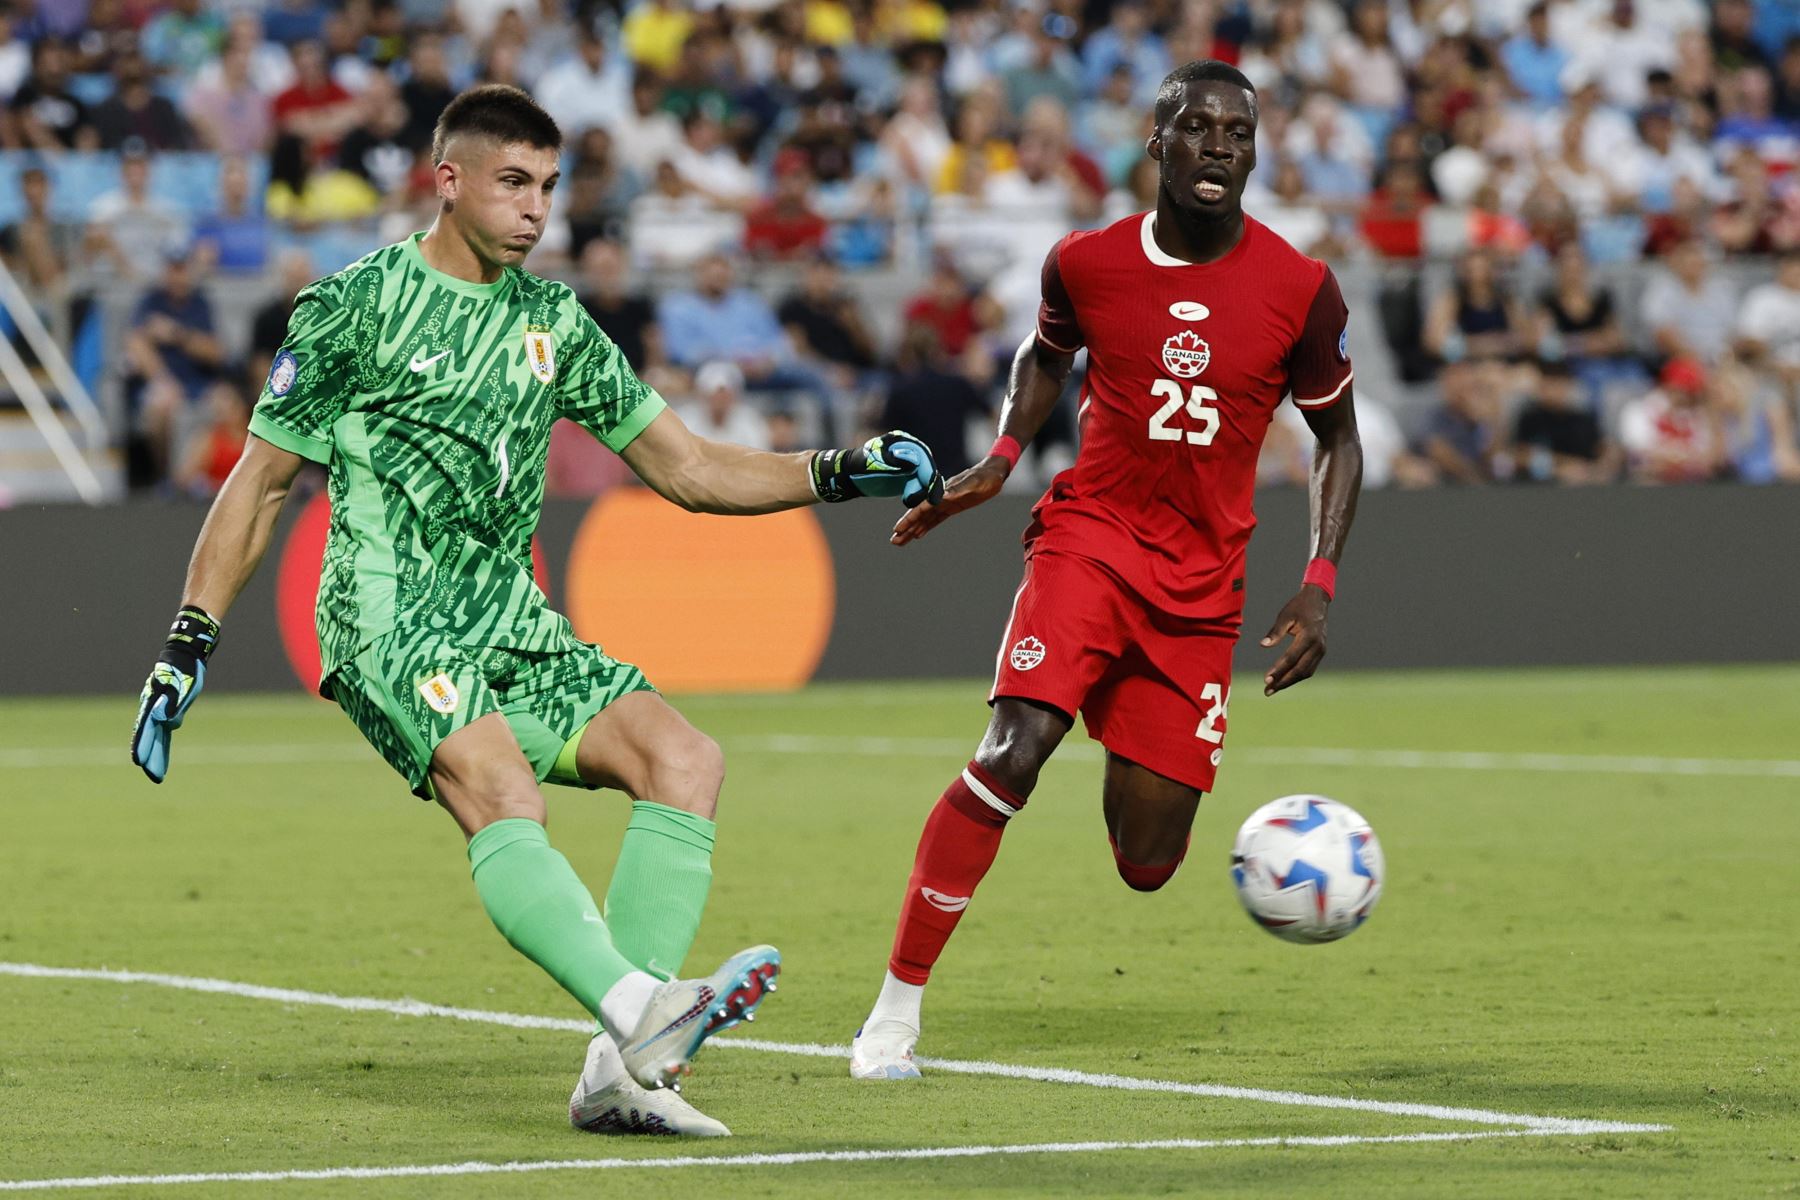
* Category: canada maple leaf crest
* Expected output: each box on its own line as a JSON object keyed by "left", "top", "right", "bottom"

{"left": 1161, "top": 329, "right": 1211, "bottom": 379}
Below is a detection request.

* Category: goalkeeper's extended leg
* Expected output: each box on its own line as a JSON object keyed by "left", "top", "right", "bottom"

{"left": 851, "top": 699, "right": 1068, "bottom": 1080}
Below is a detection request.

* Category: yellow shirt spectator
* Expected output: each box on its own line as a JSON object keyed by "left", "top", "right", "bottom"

{"left": 875, "top": 0, "right": 948, "bottom": 44}
{"left": 623, "top": 0, "right": 693, "bottom": 75}
{"left": 804, "top": 0, "right": 854, "bottom": 46}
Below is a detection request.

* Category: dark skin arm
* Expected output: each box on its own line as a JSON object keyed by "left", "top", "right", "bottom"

{"left": 890, "top": 331, "right": 1074, "bottom": 545}
{"left": 1261, "top": 391, "right": 1361, "bottom": 695}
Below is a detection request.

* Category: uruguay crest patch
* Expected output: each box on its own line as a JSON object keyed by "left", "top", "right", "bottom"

{"left": 525, "top": 328, "right": 556, "bottom": 384}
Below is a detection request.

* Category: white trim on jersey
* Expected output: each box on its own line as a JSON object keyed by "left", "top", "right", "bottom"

{"left": 1293, "top": 370, "right": 1355, "bottom": 408}
{"left": 1139, "top": 212, "right": 1191, "bottom": 268}
{"left": 960, "top": 767, "right": 1017, "bottom": 818}
{"left": 1035, "top": 324, "right": 1081, "bottom": 354}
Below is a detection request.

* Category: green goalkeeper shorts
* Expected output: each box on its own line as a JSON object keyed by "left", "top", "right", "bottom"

{"left": 325, "top": 629, "right": 655, "bottom": 800}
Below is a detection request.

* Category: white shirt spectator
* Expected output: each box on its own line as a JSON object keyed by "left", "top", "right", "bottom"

{"left": 628, "top": 190, "right": 744, "bottom": 271}
{"left": 535, "top": 50, "right": 632, "bottom": 139}
{"left": 1607, "top": 132, "right": 1722, "bottom": 204}
{"left": 611, "top": 107, "right": 684, "bottom": 183}
{"left": 1563, "top": 10, "right": 1674, "bottom": 108}
{"left": 1641, "top": 270, "right": 1737, "bottom": 364}
{"left": 1737, "top": 276, "right": 1800, "bottom": 368}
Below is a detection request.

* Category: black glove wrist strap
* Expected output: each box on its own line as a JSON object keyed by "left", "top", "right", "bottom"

{"left": 809, "top": 448, "right": 858, "bottom": 504}
{"left": 166, "top": 605, "right": 221, "bottom": 665}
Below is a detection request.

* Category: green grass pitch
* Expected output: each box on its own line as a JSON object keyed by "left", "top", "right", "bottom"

{"left": 2, "top": 666, "right": 1796, "bottom": 1197}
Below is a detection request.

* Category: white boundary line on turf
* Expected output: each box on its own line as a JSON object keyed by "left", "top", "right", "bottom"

{"left": 0, "top": 1130, "right": 1607, "bottom": 1192}
{"left": 4, "top": 736, "right": 1799, "bottom": 778}
{"left": 0, "top": 962, "right": 1667, "bottom": 1139}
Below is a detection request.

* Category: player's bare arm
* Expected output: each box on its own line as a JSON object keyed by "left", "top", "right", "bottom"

{"left": 623, "top": 408, "right": 943, "bottom": 516}
{"left": 129, "top": 433, "right": 304, "bottom": 782}
{"left": 1261, "top": 391, "right": 1362, "bottom": 696}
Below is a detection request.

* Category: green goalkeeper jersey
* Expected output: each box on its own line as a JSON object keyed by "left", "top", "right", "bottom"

{"left": 249, "top": 232, "right": 665, "bottom": 691}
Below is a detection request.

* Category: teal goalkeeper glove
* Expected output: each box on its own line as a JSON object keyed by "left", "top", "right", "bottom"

{"left": 810, "top": 431, "right": 945, "bottom": 507}
{"left": 130, "top": 605, "right": 220, "bottom": 784}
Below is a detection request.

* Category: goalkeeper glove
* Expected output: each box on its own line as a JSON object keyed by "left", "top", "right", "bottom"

{"left": 810, "top": 430, "right": 945, "bottom": 507}
{"left": 130, "top": 605, "right": 220, "bottom": 784}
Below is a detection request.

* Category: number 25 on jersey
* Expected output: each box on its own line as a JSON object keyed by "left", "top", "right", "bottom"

{"left": 1148, "top": 379, "right": 1220, "bottom": 447}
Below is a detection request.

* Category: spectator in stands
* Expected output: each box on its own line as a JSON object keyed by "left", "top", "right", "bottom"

{"left": 172, "top": 381, "right": 249, "bottom": 499}
{"left": 398, "top": 35, "right": 457, "bottom": 154}
{"left": 1502, "top": 3, "right": 1570, "bottom": 109}
{"left": 192, "top": 156, "right": 270, "bottom": 276}
{"left": 670, "top": 109, "right": 759, "bottom": 210}
{"left": 1425, "top": 249, "right": 1527, "bottom": 364}
{"left": 6, "top": 37, "right": 96, "bottom": 150}
{"left": 1416, "top": 358, "right": 1505, "bottom": 484}
{"left": 1509, "top": 359, "right": 1619, "bottom": 484}
{"left": 1533, "top": 242, "right": 1634, "bottom": 395}
{"left": 577, "top": 239, "right": 663, "bottom": 373}
{"left": 745, "top": 149, "right": 830, "bottom": 261}
{"left": 1713, "top": 146, "right": 1797, "bottom": 256}
{"left": 123, "top": 246, "right": 224, "bottom": 486}
{"left": 610, "top": 74, "right": 684, "bottom": 185}
{"left": 880, "top": 73, "right": 952, "bottom": 192}
{"left": 88, "top": 142, "right": 190, "bottom": 282}
{"left": 678, "top": 361, "right": 771, "bottom": 451}
{"left": 1001, "top": 13, "right": 1080, "bottom": 120}
{"left": 1775, "top": 36, "right": 1800, "bottom": 122}
{"left": 0, "top": 10, "right": 28, "bottom": 102}
{"left": 336, "top": 74, "right": 416, "bottom": 204}
{"left": 1735, "top": 248, "right": 1800, "bottom": 383}
{"left": 779, "top": 254, "right": 879, "bottom": 388}
{"left": 879, "top": 324, "right": 992, "bottom": 478}
{"left": 628, "top": 161, "right": 743, "bottom": 271}
{"left": 657, "top": 252, "right": 823, "bottom": 411}
{"left": 1248, "top": 157, "right": 1337, "bottom": 259}
{"left": 904, "top": 254, "right": 980, "bottom": 359}
{"left": 142, "top": 0, "right": 225, "bottom": 81}
{"left": 183, "top": 40, "right": 276, "bottom": 156}
{"left": 1619, "top": 357, "right": 1728, "bottom": 483}
{"left": 0, "top": 166, "right": 76, "bottom": 294}
{"left": 1359, "top": 159, "right": 1431, "bottom": 260}
{"left": 1712, "top": 0, "right": 1772, "bottom": 73}
{"left": 1712, "top": 359, "right": 1800, "bottom": 483}
{"left": 1080, "top": 2, "right": 1169, "bottom": 104}
{"left": 1613, "top": 102, "right": 1719, "bottom": 216}
{"left": 248, "top": 249, "right": 315, "bottom": 394}
{"left": 535, "top": 24, "right": 629, "bottom": 141}
{"left": 936, "top": 85, "right": 1015, "bottom": 193}
{"left": 1640, "top": 236, "right": 1738, "bottom": 366}
{"left": 93, "top": 52, "right": 192, "bottom": 151}
{"left": 1570, "top": 0, "right": 1677, "bottom": 110}
{"left": 622, "top": 0, "right": 693, "bottom": 77}
{"left": 1330, "top": 0, "right": 1406, "bottom": 148}
{"left": 273, "top": 40, "right": 360, "bottom": 169}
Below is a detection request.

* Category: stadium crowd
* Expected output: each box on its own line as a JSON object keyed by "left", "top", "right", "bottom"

{"left": 0, "top": 0, "right": 1797, "bottom": 498}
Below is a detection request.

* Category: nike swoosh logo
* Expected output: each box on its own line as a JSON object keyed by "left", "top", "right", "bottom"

{"left": 409, "top": 349, "right": 451, "bottom": 372}
{"left": 1168, "top": 301, "right": 1210, "bottom": 321}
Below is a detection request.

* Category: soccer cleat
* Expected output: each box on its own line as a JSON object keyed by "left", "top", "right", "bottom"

{"left": 569, "top": 1033, "right": 729, "bottom": 1137}
{"left": 616, "top": 944, "right": 781, "bottom": 1091}
{"left": 849, "top": 1019, "right": 923, "bottom": 1081}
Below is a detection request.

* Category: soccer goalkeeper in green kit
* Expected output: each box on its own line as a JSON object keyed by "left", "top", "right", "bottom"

{"left": 129, "top": 85, "right": 942, "bottom": 1137}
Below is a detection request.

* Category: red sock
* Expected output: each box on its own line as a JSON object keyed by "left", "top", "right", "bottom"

{"left": 888, "top": 761, "right": 1025, "bottom": 985}
{"left": 1110, "top": 834, "right": 1190, "bottom": 892}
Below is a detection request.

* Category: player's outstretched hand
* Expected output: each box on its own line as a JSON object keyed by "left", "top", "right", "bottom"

{"left": 891, "top": 457, "right": 1006, "bottom": 546}
{"left": 1260, "top": 586, "right": 1328, "bottom": 696}
{"left": 811, "top": 431, "right": 944, "bottom": 508}
{"left": 129, "top": 606, "right": 220, "bottom": 783}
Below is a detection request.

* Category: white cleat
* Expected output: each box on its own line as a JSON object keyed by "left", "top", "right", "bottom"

{"left": 617, "top": 944, "right": 781, "bottom": 1091}
{"left": 850, "top": 1019, "right": 923, "bottom": 1081}
{"left": 569, "top": 1033, "right": 730, "bottom": 1137}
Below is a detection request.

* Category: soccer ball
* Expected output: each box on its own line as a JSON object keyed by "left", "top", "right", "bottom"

{"left": 1230, "top": 795, "right": 1383, "bottom": 944}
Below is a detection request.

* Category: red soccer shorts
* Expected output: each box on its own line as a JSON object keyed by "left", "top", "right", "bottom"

{"left": 989, "top": 550, "right": 1237, "bottom": 793}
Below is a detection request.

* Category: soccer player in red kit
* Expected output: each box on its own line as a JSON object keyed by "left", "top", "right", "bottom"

{"left": 850, "top": 60, "right": 1364, "bottom": 1080}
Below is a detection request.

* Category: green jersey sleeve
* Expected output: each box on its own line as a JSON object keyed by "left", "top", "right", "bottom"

{"left": 557, "top": 304, "right": 666, "bottom": 453}
{"left": 249, "top": 275, "right": 366, "bottom": 463}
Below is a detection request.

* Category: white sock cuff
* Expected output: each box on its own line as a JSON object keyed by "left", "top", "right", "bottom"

{"left": 868, "top": 969, "right": 925, "bottom": 1030}
{"left": 598, "top": 970, "right": 659, "bottom": 1040}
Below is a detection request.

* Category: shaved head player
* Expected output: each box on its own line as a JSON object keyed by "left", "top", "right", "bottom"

{"left": 851, "top": 61, "right": 1363, "bottom": 1079}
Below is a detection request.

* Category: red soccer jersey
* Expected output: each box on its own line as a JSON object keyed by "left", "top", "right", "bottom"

{"left": 1030, "top": 210, "right": 1353, "bottom": 623}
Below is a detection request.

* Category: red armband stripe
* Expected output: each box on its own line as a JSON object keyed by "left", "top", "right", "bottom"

{"left": 988, "top": 434, "right": 1022, "bottom": 472}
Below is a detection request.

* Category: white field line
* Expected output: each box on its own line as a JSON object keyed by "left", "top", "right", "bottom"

{"left": 0, "top": 1130, "right": 1615, "bottom": 1193}
{"left": 3, "top": 734, "right": 1799, "bottom": 779}
{"left": 0, "top": 962, "right": 1666, "bottom": 1139}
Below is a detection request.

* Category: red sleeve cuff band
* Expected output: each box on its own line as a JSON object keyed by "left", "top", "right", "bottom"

{"left": 988, "top": 434, "right": 1022, "bottom": 473}
{"left": 1303, "top": 557, "right": 1337, "bottom": 600}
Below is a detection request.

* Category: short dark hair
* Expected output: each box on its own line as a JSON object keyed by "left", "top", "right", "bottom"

{"left": 431, "top": 84, "right": 562, "bottom": 165}
{"left": 1153, "top": 60, "right": 1256, "bottom": 131}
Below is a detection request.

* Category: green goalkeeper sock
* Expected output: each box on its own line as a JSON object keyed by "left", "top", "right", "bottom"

{"left": 603, "top": 801, "right": 716, "bottom": 980}
{"left": 467, "top": 817, "right": 639, "bottom": 1020}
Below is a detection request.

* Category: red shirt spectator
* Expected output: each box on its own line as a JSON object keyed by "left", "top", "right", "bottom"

{"left": 744, "top": 151, "right": 829, "bottom": 260}
{"left": 1359, "top": 161, "right": 1431, "bottom": 260}
{"left": 903, "top": 257, "right": 979, "bottom": 356}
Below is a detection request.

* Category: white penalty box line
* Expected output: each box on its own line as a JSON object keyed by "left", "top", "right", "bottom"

{"left": 0, "top": 962, "right": 1667, "bottom": 1191}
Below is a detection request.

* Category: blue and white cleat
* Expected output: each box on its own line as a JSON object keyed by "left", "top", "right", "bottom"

{"left": 617, "top": 944, "right": 781, "bottom": 1091}
{"left": 849, "top": 1020, "right": 923, "bottom": 1080}
{"left": 570, "top": 1033, "right": 730, "bottom": 1137}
